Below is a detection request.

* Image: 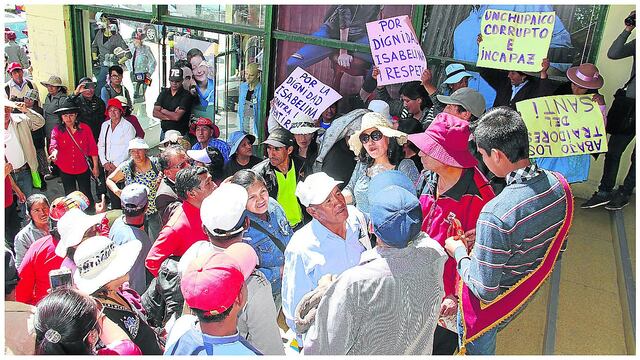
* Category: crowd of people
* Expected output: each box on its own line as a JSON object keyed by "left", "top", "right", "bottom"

{"left": 3, "top": 10, "right": 636, "bottom": 356}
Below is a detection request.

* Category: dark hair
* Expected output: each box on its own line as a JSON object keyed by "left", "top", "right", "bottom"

{"left": 293, "top": 132, "right": 318, "bottom": 159}
{"left": 122, "top": 204, "right": 147, "bottom": 217}
{"left": 159, "top": 144, "right": 186, "bottom": 171}
{"left": 205, "top": 147, "right": 225, "bottom": 182}
{"left": 186, "top": 48, "right": 205, "bottom": 63}
{"left": 191, "top": 305, "right": 233, "bottom": 324}
{"left": 230, "top": 169, "right": 267, "bottom": 190}
{"left": 175, "top": 166, "right": 209, "bottom": 200}
{"left": 34, "top": 288, "right": 98, "bottom": 355}
{"left": 108, "top": 65, "right": 124, "bottom": 76}
{"left": 57, "top": 112, "right": 80, "bottom": 131}
{"left": 399, "top": 81, "right": 431, "bottom": 110}
{"left": 78, "top": 76, "right": 92, "bottom": 85}
{"left": 174, "top": 59, "right": 192, "bottom": 70}
{"left": 474, "top": 107, "right": 529, "bottom": 163}
{"left": 358, "top": 134, "right": 404, "bottom": 167}
{"left": 5, "top": 249, "right": 19, "bottom": 295}
{"left": 453, "top": 104, "right": 478, "bottom": 122}
{"left": 397, "top": 118, "right": 422, "bottom": 154}
{"left": 26, "top": 193, "right": 50, "bottom": 217}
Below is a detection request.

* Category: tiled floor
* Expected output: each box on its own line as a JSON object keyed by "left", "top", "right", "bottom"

{"left": 497, "top": 196, "right": 635, "bottom": 355}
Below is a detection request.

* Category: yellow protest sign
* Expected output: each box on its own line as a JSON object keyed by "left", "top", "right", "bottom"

{"left": 477, "top": 9, "right": 555, "bottom": 72}
{"left": 516, "top": 95, "right": 608, "bottom": 158}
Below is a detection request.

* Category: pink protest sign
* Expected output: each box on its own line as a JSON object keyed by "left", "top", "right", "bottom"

{"left": 271, "top": 67, "right": 342, "bottom": 130}
{"left": 366, "top": 15, "right": 427, "bottom": 86}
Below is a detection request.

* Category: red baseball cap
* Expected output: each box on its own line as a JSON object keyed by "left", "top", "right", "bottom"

{"left": 6, "top": 62, "right": 22, "bottom": 73}
{"left": 189, "top": 117, "right": 220, "bottom": 138}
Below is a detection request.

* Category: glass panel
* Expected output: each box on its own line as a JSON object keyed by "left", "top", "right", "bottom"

{"left": 4, "top": 5, "right": 30, "bottom": 72}
{"left": 168, "top": 5, "right": 266, "bottom": 28}
{"left": 98, "top": 5, "right": 153, "bottom": 13}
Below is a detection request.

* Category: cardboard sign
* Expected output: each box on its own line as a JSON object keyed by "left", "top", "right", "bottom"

{"left": 271, "top": 67, "right": 342, "bottom": 130}
{"left": 516, "top": 95, "right": 608, "bottom": 158}
{"left": 477, "top": 9, "right": 555, "bottom": 72}
{"left": 366, "top": 15, "right": 427, "bottom": 86}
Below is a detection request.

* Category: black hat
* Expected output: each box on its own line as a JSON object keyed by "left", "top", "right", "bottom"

{"left": 262, "top": 127, "right": 295, "bottom": 148}
{"left": 53, "top": 98, "right": 80, "bottom": 115}
{"left": 5, "top": 249, "right": 19, "bottom": 292}
{"left": 169, "top": 67, "right": 184, "bottom": 82}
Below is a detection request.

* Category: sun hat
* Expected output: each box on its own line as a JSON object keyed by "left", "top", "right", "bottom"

{"left": 436, "top": 87, "right": 486, "bottom": 118}
{"left": 104, "top": 98, "right": 124, "bottom": 117}
{"left": 6, "top": 62, "right": 22, "bottom": 73}
{"left": 49, "top": 191, "right": 90, "bottom": 221}
{"left": 181, "top": 247, "right": 257, "bottom": 314}
{"left": 55, "top": 208, "right": 107, "bottom": 257}
{"left": 289, "top": 113, "right": 320, "bottom": 135}
{"left": 407, "top": 112, "right": 477, "bottom": 169}
{"left": 189, "top": 117, "right": 220, "bottom": 139}
{"left": 73, "top": 236, "right": 142, "bottom": 295}
{"left": 368, "top": 183, "right": 422, "bottom": 248}
{"left": 367, "top": 100, "right": 392, "bottom": 123}
{"left": 169, "top": 67, "right": 184, "bottom": 82}
{"left": 127, "top": 138, "right": 149, "bottom": 151}
{"left": 442, "top": 63, "right": 473, "bottom": 85}
{"left": 187, "top": 148, "right": 211, "bottom": 164}
{"left": 566, "top": 63, "right": 604, "bottom": 90}
{"left": 228, "top": 131, "right": 256, "bottom": 156}
{"left": 348, "top": 111, "right": 408, "bottom": 155}
{"left": 295, "top": 172, "right": 343, "bottom": 207}
{"left": 120, "top": 183, "right": 148, "bottom": 211}
{"left": 40, "top": 75, "right": 67, "bottom": 90}
{"left": 52, "top": 98, "right": 80, "bottom": 116}
{"left": 262, "top": 127, "right": 295, "bottom": 148}
{"left": 201, "top": 183, "right": 249, "bottom": 237}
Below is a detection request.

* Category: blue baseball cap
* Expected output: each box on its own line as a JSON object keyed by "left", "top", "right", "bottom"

{"left": 369, "top": 185, "right": 422, "bottom": 248}
{"left": 443, "top": 63, "right": 473, "bottom": 85}
{"left": 228, "top": 131, "right": 256, "bottom": 156}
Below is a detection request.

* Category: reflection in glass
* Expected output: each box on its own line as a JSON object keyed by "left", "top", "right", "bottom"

{"left": 169, "top": 5, "right": 266, "bottom": 28}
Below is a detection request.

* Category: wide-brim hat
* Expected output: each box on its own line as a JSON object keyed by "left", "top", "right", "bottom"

{"left": 348, "top": 112, "right": 408, "bottom": 155}
{"left": 228, "top": 131, "right": 255, "bottom": 156}
{"left": 189, "top": 117, "right": 220, "bottom": 138}
{"left": 407, "top": 112, "right": 477, "bottom": 169}
{"left": 289, "top": 113, "right": 320, "bottom": 135}
{"left": 55, "top": 208, "right": 106, "bottom": 258}
{"left": 73, "top": 236, "right": 142, "bottom": 295}
{"left": 52, "top": 98, "right": 80, "bottom": 115}
{"left": 40, "top": 75, "right": 67, "bottom": 90}
{"left": 128, "top": 138, "right": 149, "bottom": 151}
{"left": 566, "top": 63, "right": 604, "bottom": 90}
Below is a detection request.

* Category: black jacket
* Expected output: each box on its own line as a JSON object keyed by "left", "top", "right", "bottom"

{"left": 479, "top": 68, "right": 555, "bottom": 109}
{"left": 69, "top": 93, "right": 106, "bottom": 141}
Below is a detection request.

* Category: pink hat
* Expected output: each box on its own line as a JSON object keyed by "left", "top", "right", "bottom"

{"left": 180, "top": 243, "right": 257, "bottom": 314}
{"left": 407, "top": 113, "right": 477, "bottom": 169}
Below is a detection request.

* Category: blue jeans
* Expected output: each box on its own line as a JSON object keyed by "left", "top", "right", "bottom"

{"left": 13, "top": 167, "right": 33, "bottom": 215}
{"left": 456, "top": 310, "right": 498, "bottom": 355}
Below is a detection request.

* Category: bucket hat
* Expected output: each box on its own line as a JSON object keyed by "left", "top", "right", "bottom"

{"left": 228, "top": 131, "right": 256, "bottom": 156}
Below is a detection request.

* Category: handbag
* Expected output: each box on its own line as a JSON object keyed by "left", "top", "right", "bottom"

{"left": 606, "top": 75, "right": 636, "bottom": 135}
{"left": 66, "top": 128, "right": 98, "bottom": 180}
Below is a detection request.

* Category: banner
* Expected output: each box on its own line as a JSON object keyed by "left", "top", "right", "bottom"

{"left": 271, "top": 67, "right": 342, "bottom": 130}
{"left": 477, "top": 9, "right": 555, "bottom": 72}
{"left": 516, "top": 95, "right": 608, "bottom": 158}
{"left": 366, "top": 15, "right": 427, "bottom": 86}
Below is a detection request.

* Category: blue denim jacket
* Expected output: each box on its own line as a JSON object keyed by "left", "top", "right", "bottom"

{"left": 244, "top": 197, "right": 293, "bottom": 295}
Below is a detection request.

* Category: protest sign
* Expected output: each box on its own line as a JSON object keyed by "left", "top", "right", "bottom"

{"left": 271, "top": 67, "right": 342, "bottom": 130}
{"left": 477, "top": 9, "right": 555, "bottom": 72}
{"left": 516, "top": 95, "right": 608, "bottom": 158}
{"left": 366, "top": 15, "right": 427, "bottom": 86}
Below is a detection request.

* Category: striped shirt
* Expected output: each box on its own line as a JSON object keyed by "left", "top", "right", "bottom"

{"left": 454, "top": 167, "right": 568, "bottom": 305}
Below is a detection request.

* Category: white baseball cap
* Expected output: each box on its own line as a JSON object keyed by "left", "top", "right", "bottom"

{"left": 55, "top": 208, "right": 106, "bottom": 257}
{"left": 200, "top": 183, "right": 248, "bottom": 237}
{"left": 295, "top": 172, "right": 343, "bottom": 207}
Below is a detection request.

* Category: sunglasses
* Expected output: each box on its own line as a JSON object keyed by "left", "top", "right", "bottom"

{"left": 359, "top": 130, "right": 384, "bottom": 145}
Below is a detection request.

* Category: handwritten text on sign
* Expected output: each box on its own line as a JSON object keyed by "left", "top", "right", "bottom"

{"left": 477, "top": 10, "right": 555, "bottom": 72}
{"left": 271, "top": 67, "right": 342, "bottom": 130}
{"left": 366, "top": 15, "right": 427, "bottom": 86}
{"left": 516, "top": 95, "right": 608, "bottom": 158}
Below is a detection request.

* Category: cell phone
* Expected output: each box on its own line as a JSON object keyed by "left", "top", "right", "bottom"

{"left": 84, "top": 82, "right": 96, "bottom": 90}
{"left": 49, "top": 268, "right": 73, "bottom": 289}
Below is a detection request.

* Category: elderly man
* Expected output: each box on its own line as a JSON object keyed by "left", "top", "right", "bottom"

{"left": 153, "top": 67, "right": 193, "bottom": 140}
{"left": 281, "top": 172, "right": 371, "bottom": 348}
{"left": 305, "top": 171, "right": 447, "bottom": 355}
{"left": 176, "top": 183, "right": 285, "bottom": 355}
{"left": 252, "top": 127, "right": 307, "bottom": 229}
{"left": 190, "top": 117, "right": 230, "bottom": 163}
{"left": 444, "top": 107, "right": 573, "bottom": 355}
{"left": 156, "top": 144, "right": 192, "bottom": 226}
{"left": 145, "top": 166, "right": 216, "bottom": 277}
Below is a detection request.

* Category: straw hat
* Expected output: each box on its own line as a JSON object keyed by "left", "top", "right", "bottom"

{"left": 348, "top": 112, "right": 408, "bottom": 155}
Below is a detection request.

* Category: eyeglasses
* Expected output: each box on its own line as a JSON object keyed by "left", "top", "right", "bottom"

{"left": 359, "top": 130, "right": 384, "bottom": 144}
{"left": 110, "top": 74, "right": 122, "bottom": 79}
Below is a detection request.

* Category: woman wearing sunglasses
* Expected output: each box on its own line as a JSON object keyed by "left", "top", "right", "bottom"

{"left": 34, "top": 287, "right": 141, "bottom": 355}
{"left": 343, "top": 111, "right": 420, "bottom": 215}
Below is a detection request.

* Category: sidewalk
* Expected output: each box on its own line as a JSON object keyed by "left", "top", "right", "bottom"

{"left": 496, "top": 196, "right": 635, "bottom": 355}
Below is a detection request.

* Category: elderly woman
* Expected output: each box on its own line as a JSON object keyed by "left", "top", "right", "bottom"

{"left": 49, "top": 99, "right": 99, "bottom": 209}
{"left": 407, "top": 113, "right": 495, "bottom": 355}
{"left": 106, "top": 138, "right": 162, "bottom": 241}
{"left": 14, "top": 194, "right": 50, "bottom": 268}
{"left": 34, "top": 287, "right": 141, "bottom": 355}
{"left": 98, "top": 98, "right": 137, "bottom": 209}
{"left": 231, "top": 169, "right": 292, "bottom": 307}
{"left": 343, "top": 111, "right": 419, "bottom": 214}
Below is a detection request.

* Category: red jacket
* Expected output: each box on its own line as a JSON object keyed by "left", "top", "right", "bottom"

{"left": 16, "top": 235, "right": 64, "bottom": 305}
{"left": 145, "top": 201, "right": 206, "bottom": 277}
{"left": 419, "top": 167, "right": 495, "bottom": 297}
